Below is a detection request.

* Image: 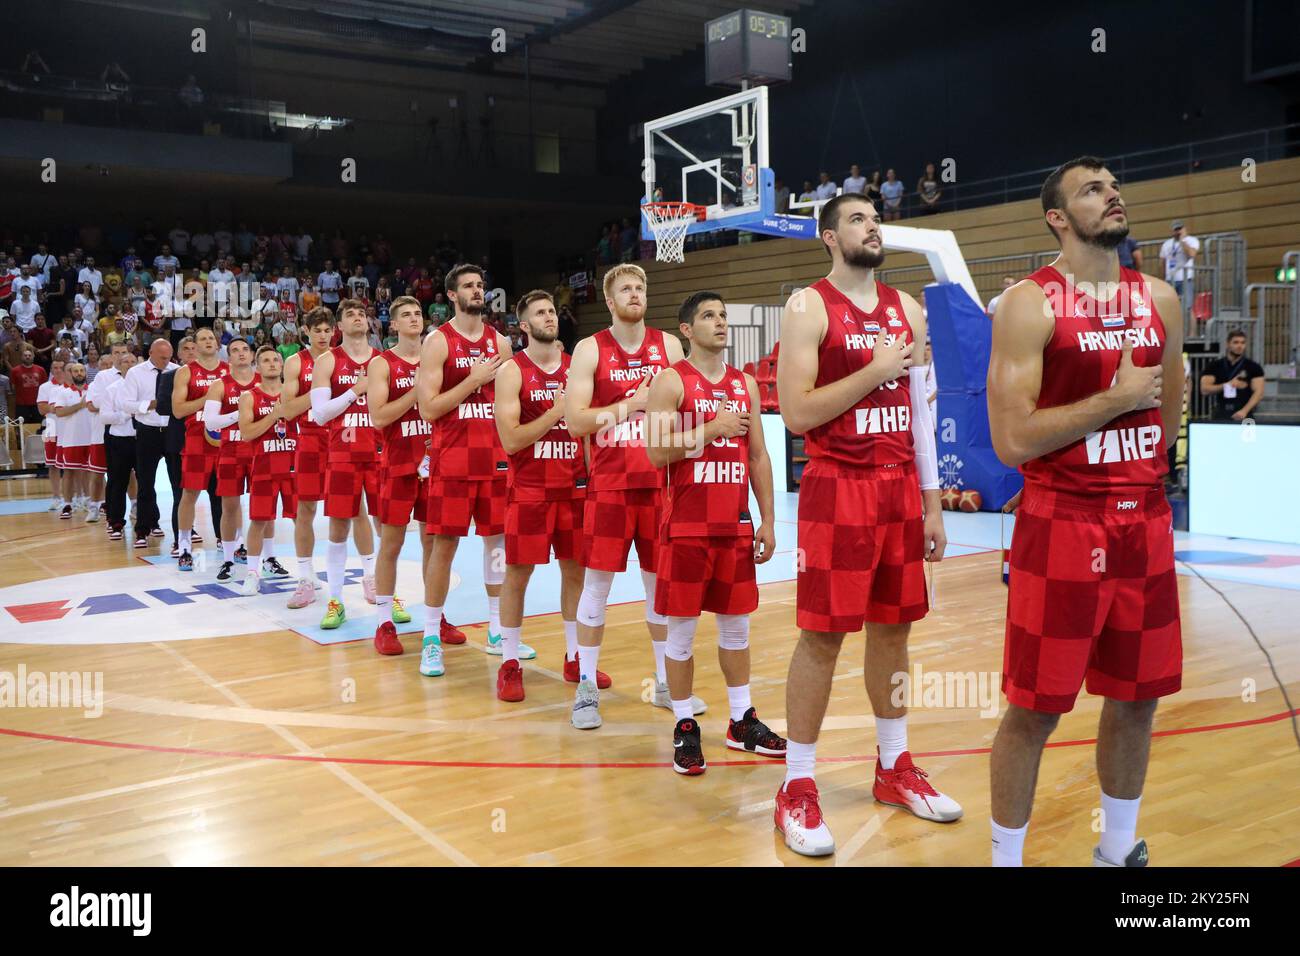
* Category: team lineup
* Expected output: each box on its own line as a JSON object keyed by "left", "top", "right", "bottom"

{"left": 57, "top": 157, "right": 1185, "bottom": 865}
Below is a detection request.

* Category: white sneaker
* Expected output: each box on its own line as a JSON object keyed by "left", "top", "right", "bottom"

{"left": 775, "top": 778, "right": 836, "bottom": 857}
{"left": 240, "top": 571, "right": 261, "bottom": 597}
{"left": 47, "top": 498, "right": 61, "bottom": 512}
{"left": 571, "top": 679, "right": 602, "bottom": 729}
{"left": 419, "top": 640, "right": 445, "bottom": 677}
{"left": 485, "top": 632, "right": 537, "bottom": 659}
{"left": 85, "top": 503, "right": 101, "bottom": 523}
{"left": 1092, "top": 839, "right": 1148, "bottom": 867}
{"left": 653, "top": 679, "right": 706, "bottom": 715}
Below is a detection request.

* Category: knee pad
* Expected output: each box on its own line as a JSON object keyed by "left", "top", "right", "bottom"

{"left": 641, "top": 569, "right": 668, "bottom": 626}
{"left": 665, "top": 616, "right": 698, "bottom": 661}
{"left": 482, "top": 534, "right": 506, "bottom": 586}
{"left": 576, "top": 569, "right": 615, "bottom": 627}
{"left": 716, "top": 613, "right": 750, "bottom": 651}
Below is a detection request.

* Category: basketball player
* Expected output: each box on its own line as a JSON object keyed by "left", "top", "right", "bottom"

{"left": 50, "top": 362, "right": 98, "bottom": 513}
{"left": 414, "top": 264, "right": 512, "bottom": 678}
{"left": 986, "top": 157, "right": 1184, "bottom": 868}
{"left": 205, "top": 339, "right": 273, "bottom": 581}
{"left": 238, "top": 346, "right": 299, "bottom": 596}
{"left": 773, "top": 192, "right": 960, "bottom": 857}
{"left": 492, "top": 290, "right": 592, "bottom": 702}
{"left": 563, "top": 263, "right": 694, "bottom": 730}
{"left": 171, "top": 326, "right": 230, "bottom": 571}
{"left": 645, "top": 291, "right": 785, "bottom": 774}
{"left": 37, "top": 357, "right": 67, "bottom": 515}
{"left": 310, "top": 299, "right": 382, "bottom": 628}
{"left": 367, "top": 295, "right": 433, "bottom": 654}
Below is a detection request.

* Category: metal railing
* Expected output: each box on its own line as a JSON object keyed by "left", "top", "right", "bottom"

{"left": 1244, "top": 283, "right": 1296, "bottom": 365}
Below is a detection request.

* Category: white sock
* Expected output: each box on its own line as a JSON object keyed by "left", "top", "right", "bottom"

{"left": 246, "top": 550, "right": 263, "bottom": 578}
{"left": 326, "top": 541, "right": 347, "bottom": 600}
{"left": 651, "top": 640, "right": 668, "bottom": 684}
{"left": 181, "top": 529, "right": 192, "bottom": 553}
{"left": 500, "top": 624, "right": 521, "bottom": 663}
{"left": 785, "top": 740, "right": 816, "bottom": 785}
{"left": 236, "top": 531, "right": 245, "bottom": 549}
{"left": 423, "top": 604, "right": 443, "bottom": 644}
{"left": 727, "top": 684, "right": 752, "bottom": 722}
{"left": 876, "top": 714, "right": 908, "bottom": 770}
{"left": 671, "top": 698, "right": 694, "bottom": 721}
{"left": 488, "top": 595, "right": 501, "bottom": 636}
{"left": 1099, "top": 792, "right": 1141, "bottom": 864}
{"left": 578, "top": 643, "right": 601, "bottom": 683}
{"left": 377, "top": 594, "right": 392, "bottom": 610}
{"left": 296, "top": 557, "right": 314, "bottom": 582}
{"left": 992, "top": 819, "right": 1028, "bottom": 867}
{"left": 563, "top": 619, "right": 578, "bottom": 660}
{"left": 223, "top": 540, "right": 235, "bottom": 563}
{"left": 361, "top": 551, "right": 376, "bottom": 578}
{"left": 263, "top": 537, "right": 275, "bottom": 558}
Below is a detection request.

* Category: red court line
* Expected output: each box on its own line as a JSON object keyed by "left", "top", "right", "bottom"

{"left": 0, "top": 707, "right": 1294, "bottom": 771}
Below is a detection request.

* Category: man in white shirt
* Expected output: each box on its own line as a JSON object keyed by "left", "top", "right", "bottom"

{"left": 13, "top": 264, "right": 42, "bottom": 298}
{"left": 294, "top": 231, "right": 313, "bottom": 265}
{"left": 814, "top": 172, "right": 838, "bottom": 201}
{"left": 36, "top": 358, "right": 65, "bottom": 511}
{"left": 1159, "top": 219, "right": 1199, "bottom": 311}
{"left": 120, "top": 337, "right": 178, "bottom": 544}
{"left": 30, "top": 245, "right": 58, "bottom": 284}
{"left": 51, "top": 361, "right": 100, "bottom": 519}
{"left": 275, "top": 268, "right": 300, "bottom": 301}
{"left": 96, "top": 343, "right": 140, "bottom": 539}
{"left": 208, "top": 257, "right": 236, "bottom": 318}
{"left": 11, "top": 286, "right": 40, "bottom": 333}
{"left": 77, "top": 257, "right": 104, "bottom": 295}
{"left": 153, "top": 244, "right": 180, "bottom": 273}
{"left": 57, "top": 315, "right": 89, "bottom": 353}
{"left": 317, "top": 260, "right": 343, "bottom": 306}
{"left": 842, "top": 164, "right": 867, "bottom": 195}
{"left": 168, "top": 222, "right": 191, "bottom": 260}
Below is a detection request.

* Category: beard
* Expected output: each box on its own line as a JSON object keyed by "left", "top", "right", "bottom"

{"left": 1068, "top": 209, "right": 1129, "bottom": 250}
{"left": 612, "top": 303, "right": 644, "bottom": 324}
{"left": 70, "top": 375, "right": 86, "bottom": 386}
{"left": 842, "top": 242, "right": 885, "bottom": 269}
{"left": 456, "top": 295, "right": 486, "bottom": 317}
{"left": 526, "top": 325, "right": 558, "bottom": 343}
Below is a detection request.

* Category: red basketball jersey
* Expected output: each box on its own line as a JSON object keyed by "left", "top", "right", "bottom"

{"left": 587, "top": 326, "right": 670, "bottom": 492}
{"left": 378, "top": 348, "right": 431, "bottom": 476}
{"left": 247, "top": 385, "right": 297, "bottom": 476}
{"left": 508, "top": 350, "right": 586, "bottom": 501}
{"left": 804, "top": 278, "right": 914, "bottom": 467}
{"left": 327, "top": 344, "right": 379, "bottom": 464}
{"left": 433, "top": 321, "right": 506, "bottom": 481}
{"left": 1022, "top": 265, "right": 1168, "bottom": 493}
{"left": 218, "top": 370, "right": 260, "bottom": 457}
{"left": 661, "top": 360, "right": 753, "bottom": 538}
{"left": 183, "top": 359, "right": 230, "bottom": 453}
{"left": 295, "top": 350, "right": 327, "bottom": 436}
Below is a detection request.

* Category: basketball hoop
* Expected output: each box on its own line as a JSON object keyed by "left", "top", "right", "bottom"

{"left": 640, "top": 202, "right": 705, "bottom": 263}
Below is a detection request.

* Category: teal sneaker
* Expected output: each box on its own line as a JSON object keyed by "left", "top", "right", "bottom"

{"left": 485, "top": 632, "right": 537, "bottom": 660}
{"left": 419, "top": 639, "right": 445, "bottom": 677}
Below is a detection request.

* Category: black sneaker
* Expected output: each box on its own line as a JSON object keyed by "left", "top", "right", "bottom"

{"left": 725, "top": 707, "right": 788, "bottom": 757}
{"left": 133, "top": 536, "right": 148, "bottom": 549}
{"left": 262, "top": 557, "right": 290, "bottom": 579}
{"left": 178, "top": 551, "right": 194, "bottom": 572}
{"left": 234, "top": 545, "right": 248, "bottom": 565}
{"left": 672, "top": 718, "right": 707, "bottom": 776}
{"left": 216, "top": 560, "right": 235, "bottom": 582}
{"left": 59, "top": 504, "right": 72, "bottom": 519}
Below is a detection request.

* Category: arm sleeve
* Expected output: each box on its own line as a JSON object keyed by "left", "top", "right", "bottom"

{"left": 311, "top": 385, "right": 355, "bottom": 425}
{"left": 203, "top": 399, "right": 239, "bottom": 430}
{"left": 909, "top": 367, "right": 939, "bottom": 491}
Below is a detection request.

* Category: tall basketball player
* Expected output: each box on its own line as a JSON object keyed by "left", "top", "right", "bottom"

{"left": 563, "top": 263, "right": 697, "bottom": 730}
{"left": 171, "top": 326, "right": 229, "bottom": 571}
{"left": 645, "top": 291, "right": 785, "bottom": 775}
{"left": 238, "top": 346, "right": 298, "bottom": 595}
{"left": 492, "top": 290, "right": 593, "bottom": 702}
{"left": 774, "top": 193, "right": 960, "bottom": 857}
{"left": 204, "top": 338, "right": 262, "bottom": 582}
{"left": 280, "top": 307, "right": 334, "bottom": 607}
{"left": 415, "top": 264, "right": 512, "bottom": 678}
{"left": 37, "top": 356, "right": 66, "bottom": 514}
{"left": 987, "top": 157, "right": 1183, "bottom": 868}
{"left": 368, "top": 295, "right": 433, "bottom": 654}
{"left": 310, "top": 299, "right": 381, "bottom": 628}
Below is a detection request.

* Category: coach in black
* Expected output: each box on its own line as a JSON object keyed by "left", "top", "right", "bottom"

{"left": 1200, "top": 329, "right": 1265, "bottom": 422}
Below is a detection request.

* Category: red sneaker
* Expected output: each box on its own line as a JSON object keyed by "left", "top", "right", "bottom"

{"left": 774, "top": 778, "right": 835, "bottom": 857}
{"left": 563, "top": 654, "right": 611, "bottom": 689}
{"left": 496, "top": 659, "right": 525, "bottom": 702}
{"left": 373, "top": 620, "right": 404, "bottom": 656}
{"left": 872, "top": 750, "right": 963, "bottom": 822}
{"left": 672, "top": 718, "right": 706, "bottom": 776}
{"left": 440, "top": 617, "right": 466, "bottom": 645}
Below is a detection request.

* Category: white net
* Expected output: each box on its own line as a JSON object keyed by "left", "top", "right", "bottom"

{"left": 641, "top": 203, "right": 701, "bottom": 264}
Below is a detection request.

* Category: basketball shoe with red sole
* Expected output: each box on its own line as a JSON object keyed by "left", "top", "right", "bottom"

{"left": 872, "top": 750, "right": 963, "bottom": 822}
{"left": 774, "top": 778, "right": 835, "bottom": 857}
{"left": 725, "top": 707, "right": 787, "bottom": 757}
{"left": 563, "top": 654, "right": 611, "bottom": 688}
{"left": 373, "top": 620, "right": 404, "bottom": 656}
{"left": 440, "top": 617, "right": 466, "bottom": 645}
{"left": 672, "top": 718, "right": 706, "bottom": 776}
{"left": 496, "top": 659, "right": 525, "bottom": 702}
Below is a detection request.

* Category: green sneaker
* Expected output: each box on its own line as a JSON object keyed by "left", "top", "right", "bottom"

{"left": 419, "top": 639, "right": 445, "bottom": 677}
{"left": 390, "top": 596, "right": 411, "bottom": 625}
{"left": 485, "top": 632, "right": 537, "bottom": 660}
{"left": 320, "top": 598, "right": 346, "bottom": 629}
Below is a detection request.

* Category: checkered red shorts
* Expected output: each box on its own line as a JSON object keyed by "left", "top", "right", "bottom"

{"left": 181, "top": 447, "right": 220, "bottom": 491}
{"left": 425, "top": 476, "right": 506, "bottom": 536}
{"left": 324, "top": 459, "right": 380, "bottom": 519}
{"left": 376, "top": 471, "right": 427, "bottom": 527}
{"left": 215, "top": 449, "right": 254, "bottom": 497}
{"left": 582, "top": 487, "right": 661, "bottom": 573}
{"left": 654, "top": 535, "right": 758, "bottom": 617}
{"left": 294, "top": 429, "right": 328, "bottom": 502}
{"left": 796, "top": 459, "right": 928, "bottom": 633}
{"left": 505, "top": 495, "right": 584, "bottom": 565}
{"left": 248, "top": 474, "right": 297, "bottom": 521}
{"left": 1002, "top": 485, "right": 1181, "bottom": 714}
